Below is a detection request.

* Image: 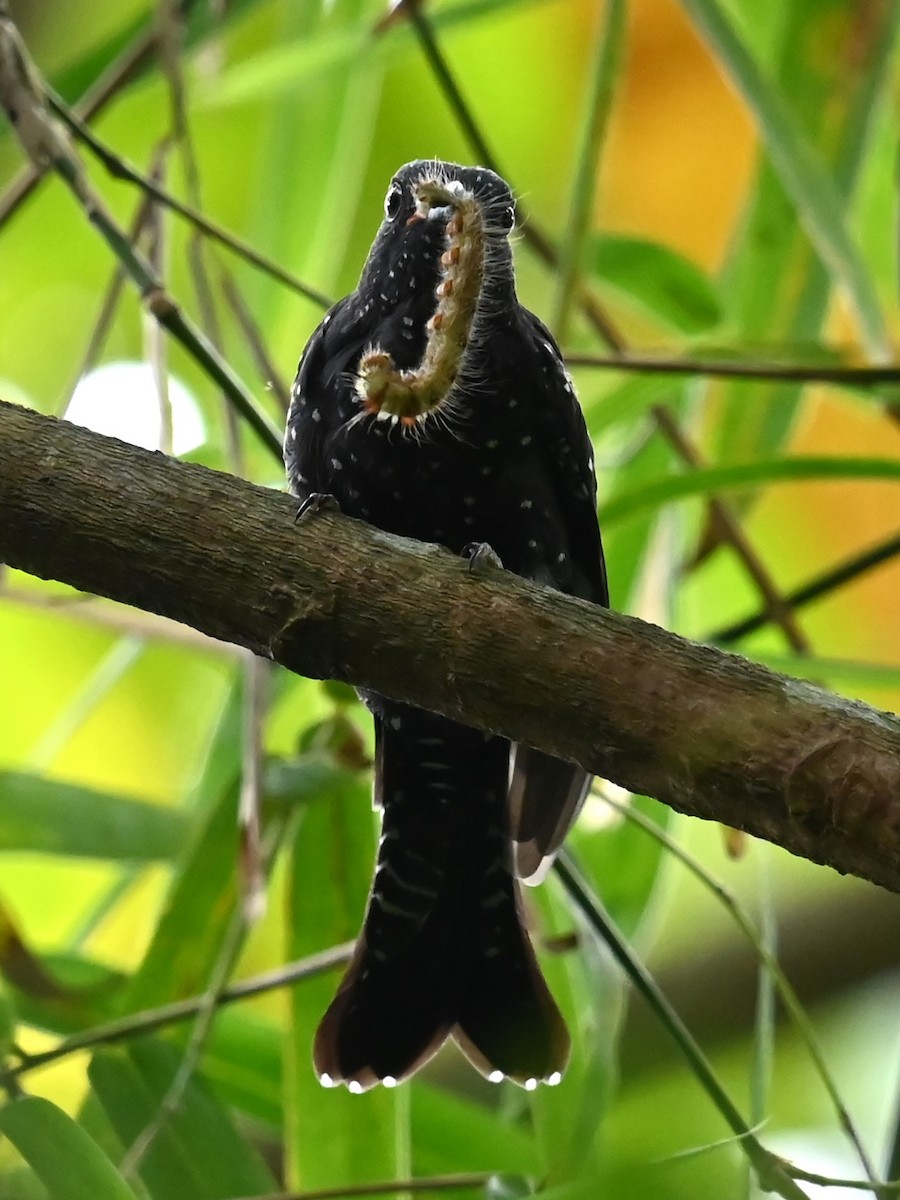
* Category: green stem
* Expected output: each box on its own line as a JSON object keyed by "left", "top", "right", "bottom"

{"left": 555, "top": 852, "right": 809, "bottom": 1200}
{"left": 49, "top": 90, "right": 332, "bottom": 311}
{"left": 550, "top": 0, "right": 627, "bottom": 340}
{"left": 0, "top": 942, "right": 353, "bottom": 1089}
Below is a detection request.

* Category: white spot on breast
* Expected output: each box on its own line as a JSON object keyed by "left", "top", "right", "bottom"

{"left": 389, "top": 716, "right": 403, "bottom": 730}
{"left": 520, "top": 499, "right": 532, "bottom": 509}
{"left": 520, "top": 435, "right": 532, "bottom": 446}
{"left": 311, "top": 408, "right": 321, "bottom": 422}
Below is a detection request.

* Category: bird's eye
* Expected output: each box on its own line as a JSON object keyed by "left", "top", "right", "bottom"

{"left": 384, "top": 183, "right": 404, "bottom": 221}
{"left": 499, "top": 203, "right": 516, "bottom": 232}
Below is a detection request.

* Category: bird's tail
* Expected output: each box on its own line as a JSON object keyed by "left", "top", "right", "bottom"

{"left": 313, "top": 703, "right": 569, "bottom": 1091}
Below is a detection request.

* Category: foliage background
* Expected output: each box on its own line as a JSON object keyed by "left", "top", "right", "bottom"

{"left": 0, "top": 0, "right": 899, "bottom": 1196}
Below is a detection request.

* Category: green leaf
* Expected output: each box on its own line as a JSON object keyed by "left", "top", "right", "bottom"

{"left": 713, "top": 0, "right": 899, "bottom": 464}
{"left": 590, "top": 234, "right": 723, "bottom": 333}
{"left": 678, "top": 0, "right": 891, "bottom": 357}
{"left": 0, "top": 1096, "right": 138, "bottom": 1200}
{"left": 0, "top": 986, "right": 16, "bottom": 1056}
{"left": 88, "top": 1050, "right": 212, "bottom": 1200}
{"left": 201, "top": 1009, "right": 284, "bottom": 1130}
{"left": 0, "top": 772, "right": 187, "bottom": 859}
{"left": 603, "top": 454, "right": 900, "bottom": 524}
{"left": 203, "top": 0, "right": 554, "bottom": 109}
{"left": 121, "top": 773, "right": 242, "bottom": 1011}
{"left": 599, "top": 412, "right": 681, "bottom": 612}
{"left": 5, "top": 952, "right": 125, "bottom": 1037}
{"left": 89, "top": 1040, "right": 274, "bottom": 1200}
{"left": 411, "top": 1084, "right": 541, "bottom": 1177}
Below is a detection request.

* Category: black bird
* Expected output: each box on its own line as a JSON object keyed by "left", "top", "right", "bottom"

{"left": 284, "top": 160, "right": 607, "bottom": 1092}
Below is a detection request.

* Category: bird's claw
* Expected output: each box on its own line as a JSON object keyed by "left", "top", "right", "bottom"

{"left": 462, "top": 541, "right": 503, "bottom": 574}
{"left": 295, "top": 493, "right": 341, "bottom": 523}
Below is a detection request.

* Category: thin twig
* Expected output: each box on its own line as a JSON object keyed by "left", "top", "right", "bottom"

{"left": 710, "top": 531, "right": 900, "bottom": 645}
{"left": 550, "top": 0, "right": 626, "bottom": 340}
{"left": 599, "top": 787, "right": 880, "bottom": 1187}
{"left": 401, "top": 2, "right": 627, "bottom": 352}
{"left": 57, "top": 138, "right": 174, "bottom": 416}
{"left": 227, "top": 1173, "right": 495, "bottom": 1200}
{"left": 0, "top": 14, "right": 157, "bottom": 231}
{"left": 651, "top": 405, "right": 810, "bottom": 653}
{"left": 554, "top": 853, "right": 808, "bottom": 1200}
{"left": 565, "top": 351, "right": 900, "bottom": 388}
{"left": 49, "top": 88, "right": 332, "bottom": 309}
{"left": 1, "top": 942, "right": 354, "bottom": 1088}
{"left": 220, "top": 270, "right": 293, "bottom": 414}
{"left": 0, "top": 16, "right": 283, "bottom": 460}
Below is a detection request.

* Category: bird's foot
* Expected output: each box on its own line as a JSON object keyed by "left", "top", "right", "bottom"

{"left": 295, "top": 492, "right": 341, "bottom": 523}
{"left": 462, "top": 541, "right": 503, "bottom": 575}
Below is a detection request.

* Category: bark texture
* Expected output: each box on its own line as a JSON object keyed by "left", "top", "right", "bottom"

{"left": 2, "top": 398, "right": 900, "bottom": 892}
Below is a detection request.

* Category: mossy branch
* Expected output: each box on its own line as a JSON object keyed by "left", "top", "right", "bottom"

{"left": 2, "top": 397, "right": 900, "bottom": 896}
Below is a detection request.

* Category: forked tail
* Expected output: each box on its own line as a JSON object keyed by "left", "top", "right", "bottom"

{"left": 313, "top": 702, "right": 569, "bottom": 1091}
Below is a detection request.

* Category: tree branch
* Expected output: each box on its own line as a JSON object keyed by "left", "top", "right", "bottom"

{"left": 3, "top": 397, "right": 900, "bottom": 894}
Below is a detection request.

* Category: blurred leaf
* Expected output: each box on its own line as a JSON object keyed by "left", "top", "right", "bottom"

{"left": 582, "top": 374, "right": 682, "bottom": 436}
{"left": 410, "top": 1083, "right": 542, "bottom": 1176}
{"left": 51, "top": 0, "right": 268, "bottom": 103}
{"left": 0, "top": 985, "right": 15, "bottom": 1056}
{"left": 604, "top": 454, "right": 900, "bottom": 524}
{"left": 713, "top": 0, "right": 899, "bottom": 464}
{"left": 0, "top": 1168, "right": 47, "bottom": 1200}
{"left": 204, "top": 0, "right": 554, "bottom": 108}
{"left": 486, "top": 1173, "right": 535, "bottom": 1198}
{"left": 590, "top": 234, "right": 722, "bottom": 334}
{"left": 0, "top": 901, "right": 66, "bottom": 999}
{"left": 8, "top": 953, "right": 125, "bottom": 1036}
{"left": 599, "top": 412, "right": 680, "bottom": 612}
{"left": 89, "top": 1050, "right": 211, "bottom": 1200}
{"left": 122, "top": 676, "right": 247, "bottom": 1011}
{"left": 201, "top": 1009, "right": 284, "bottom": 1130}
{"left": 0, "top": 1096, "right": 138, "bottom": 1200}
{"left": 679, "top": 0, "right": 892, "bottom": 357}
{"left": 89, "top": 1039, "right": 275, "bottom": 1200}
{"left": 121, "top": 774, "right": 242, "bottom": 1012}
{"left": 0, "top": 771, "right": 187, "bottom": 859}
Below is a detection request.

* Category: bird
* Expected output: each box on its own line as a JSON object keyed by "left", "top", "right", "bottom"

{"left": 284, "top": 159, "right": 608, "bottom": 1093}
